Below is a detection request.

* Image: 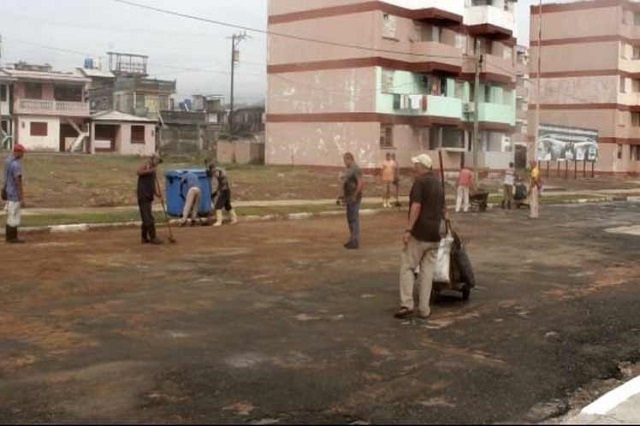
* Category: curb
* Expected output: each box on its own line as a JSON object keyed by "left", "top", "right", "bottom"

{"left": 9, "top": 196, "right": 637, "bottom": 236}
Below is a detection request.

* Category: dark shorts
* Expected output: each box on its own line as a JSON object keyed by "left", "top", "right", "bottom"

{"left": 214, "top": 189, "right": 233, "bottom": 211}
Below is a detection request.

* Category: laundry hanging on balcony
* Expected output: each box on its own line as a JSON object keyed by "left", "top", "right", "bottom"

{"left": 393, "top": 94, "right": 427, "bottom": 112}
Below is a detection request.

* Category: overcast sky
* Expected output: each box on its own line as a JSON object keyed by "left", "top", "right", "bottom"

{"left": 0, "top": 0, "right": 547, "bottom": 104}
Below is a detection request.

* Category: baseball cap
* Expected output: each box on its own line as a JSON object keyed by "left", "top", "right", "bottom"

{"left": 13, "top": 144, "right": 25, "bottom": 153}
{"left": 411, "top": 153, "right": 433, "bottom": 169}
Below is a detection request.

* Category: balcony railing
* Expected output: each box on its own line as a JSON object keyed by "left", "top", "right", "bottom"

{"left": 465, "top": 5, "right": 515, "bottom": 35}
{"left": 16, "top": 99, "right": 90, "bottom": 116}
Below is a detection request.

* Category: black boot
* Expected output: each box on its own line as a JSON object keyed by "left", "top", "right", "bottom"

{"left": 148, "top": 225, "right": 163, "bottom": 245}
{"left": 7, "top": 226, "right": 24, "bottom": 244}
{"left": 141, "top": 225, "right": 150, "bottom": 244}
{"left": 5, "top": 225, "right": 10, "bottom": 243}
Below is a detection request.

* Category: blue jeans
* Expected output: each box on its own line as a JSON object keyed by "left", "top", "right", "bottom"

{"left": 346, "top": 199, "right": 361, "bottom": 245}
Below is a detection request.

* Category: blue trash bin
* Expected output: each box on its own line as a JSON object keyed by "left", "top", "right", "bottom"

{"left": 164, "top": 169, "right": 212, "bottom": 217}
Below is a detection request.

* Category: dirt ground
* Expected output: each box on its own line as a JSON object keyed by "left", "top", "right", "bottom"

{"left": 4, "top": 153, "right": 640, "bottom": 209}
{"left": 1, "top": 203, "right": 640, "bottom": 424}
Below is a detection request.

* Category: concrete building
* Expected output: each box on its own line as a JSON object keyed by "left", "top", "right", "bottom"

{"left": 0, "top": 70, "right": 15, "bottom": 149}
{"left": 529, "top": 0, "right": 640, "bottom": 174}
{"left": 4, "top": 63, "right": 91, "bottom": 152}
{"left": 514, "top": 44, "right": 529, "bottom": 168}
{"left": 90, "top": 110, "right": 157, "bottom": 156}
{"left": 267, "top": 0, "right": 518, "bottom": 170}
{"left": 79, "top": 53, "right": 176, "bottom": 120}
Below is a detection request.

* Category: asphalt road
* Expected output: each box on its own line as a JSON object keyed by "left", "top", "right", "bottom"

{"left": 0, "top": 202, "right": 639, "bottom": 424}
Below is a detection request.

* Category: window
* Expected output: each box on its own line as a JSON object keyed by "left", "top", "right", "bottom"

{"left": 454, "top": 34, "right": 466, "bottom": 50}
{"left": 633, "top": 79, "right": 640, "bottom": 93}
{"left": 484, "top": 85, "right": 492, "bottom": 102}
{"left": 503, "top": 46, "right": 513, "bottom": 61}
{"left": 424, "top": 74, "right": 447, "bottom": 96}
{"left": 382, "top": 14, "right": 397, "bottom": 39}
{"left": 632, "top": 146, "right": 640, "bottom": 161}
{"left": 420, "top": 24, "right": 441, "bottom": 42}
{"left": 0, "top": 85, "right": 6, "bottom": 102}
{"left": 633, "top": 46, "right": 640, "bottom": 60}
{"left": 620, "top": 76, "right": 628, "bottom": 93}
{"left": 1, "top": 120, "right": 8, "bottom": 133}
{"left": 634, "top": 12, "right": 640, "bottom": 26}
{"left": 131, "top": 125, "right": 146, "bottom": 144}
{"left": 54, "top": 85, "right": 82, "bottom": 102}
{"left": 381, "top": 69, "right": 395, "bottom": 93}
{"left": 380, "top": 124, "right": 393, "bottom": 148}
{"left": 428, "top": 126, "right": 463, "bottom": 150}
{"left": 25, "top": 83, "right": 43, "bottom": 99}
{"left": 632, "top": 112, "right": 640, "bottom": 127}
{"left": 30, "top": 122, "right": 48, "bottom": 136}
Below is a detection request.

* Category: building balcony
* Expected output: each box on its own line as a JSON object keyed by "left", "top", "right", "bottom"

{"left": 465, "top": 5, "right": 515, "bottom": 39}
{"left": 14, "top": 99, "right": 90, "bottom": 117}
{"left": 483, "top": 54, "right": 515, "bottom": 81}
{"left": 411, "top": 41, "right": 463, "bottom": 73}
{"left": 383, "top": 0, "right": 464, "bottom": 24}
{"left": 619, "top": 58, "right": 640, "bottom": 77}
{"left": 618, "top": 92, "right": 640, "bottom": 107}
{"left": 380, "top": 92, "right": 463, "bottom": 120}
{"left": 476, "top": 102, "right": 515, "bottom": 126}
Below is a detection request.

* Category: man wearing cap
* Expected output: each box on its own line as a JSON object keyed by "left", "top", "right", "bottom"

{"left": 3, "top": 144, "right": 26, "bottom": 243}
{"left": 342, "top": 152, "right": 364, "bottom": 249}
{"left": 206, "top": 161, "right": 238, "bottom": 227}
{"left": 136, "top": 153, "right": 163, "bottom": 245}
{"left": 395, "top": 153, "right": 444, "bottom": 320}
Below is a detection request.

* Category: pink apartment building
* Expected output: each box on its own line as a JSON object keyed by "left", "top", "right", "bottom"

{"left": 267, "top": 0, "right": 518, "bottom": 171}
{"left": 530, "top": 0, "right": 640, "bottom": 174}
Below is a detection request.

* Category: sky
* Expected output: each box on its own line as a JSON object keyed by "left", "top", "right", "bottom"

{"left": 0, "top": 0, "right": 547, "bottom": 104}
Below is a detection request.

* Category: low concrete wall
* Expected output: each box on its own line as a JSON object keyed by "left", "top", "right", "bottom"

{"left": 217, "top": 140, "right": 265, "bottom": 165}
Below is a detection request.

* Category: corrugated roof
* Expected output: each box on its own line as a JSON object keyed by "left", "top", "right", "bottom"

{"left": 92, "top": 110, "right": 158, "bottom": 123}
{"left": 77, "top": 67, "right": 115, "bottom": 79}
{"left": 3, "top": 68, "right": 90, "bottom": 83}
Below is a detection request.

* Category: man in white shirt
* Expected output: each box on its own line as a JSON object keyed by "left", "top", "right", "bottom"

{"left": 501, "top": 162, "right": 515, "bottom": 210}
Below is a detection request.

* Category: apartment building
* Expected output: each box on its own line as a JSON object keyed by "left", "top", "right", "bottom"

{"left": 529, "top": 0, "right": 640, "bottom": 174}
{"left": 267, "top": 0, "right": 518, "bottom": 170}
{"left": 4, "top": 62, "right": 91, "bottom": 152}
{"left": 513, "top": 45, "right": 529, "bottom": 167}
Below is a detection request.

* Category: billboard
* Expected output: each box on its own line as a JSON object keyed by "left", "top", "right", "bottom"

{"left": 536, "top": 124, "right": 598, "bottom": 162}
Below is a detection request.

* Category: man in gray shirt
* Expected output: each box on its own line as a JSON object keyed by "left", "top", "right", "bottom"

{"left": 342, "top": 152, "right": 363, "bottom": 250}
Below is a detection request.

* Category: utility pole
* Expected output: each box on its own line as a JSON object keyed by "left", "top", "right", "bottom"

{"left": 534, "top": 0, "right": 543, "bottom": 164}
{"left": 472, "top": 54, "right": 484, "bottom": 183}
{"left": 229, "top": 31, "right": 249, "bottom": 140}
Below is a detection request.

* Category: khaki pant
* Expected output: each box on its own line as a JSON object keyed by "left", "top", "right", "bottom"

{"left": 530, "top": 186, "right": 540, "bottom": 218}
{"left": 399, "top": 236, "right": 439, "bottom": 316}
{"left": 456, "top": 186, "right": 470, "bottom": 212}
{"left": 502, "top": 184, "right": 514, "bottom": 209}
{"left": 5, "top": 201, "right": 21, "bottom": 227}
{"left": 182, "top": 187, "right": 201, "bottom": 222}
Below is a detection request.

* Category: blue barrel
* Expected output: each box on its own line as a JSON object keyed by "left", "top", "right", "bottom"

{"left": 164, "top": 169, "right": 212, "bottom": 217}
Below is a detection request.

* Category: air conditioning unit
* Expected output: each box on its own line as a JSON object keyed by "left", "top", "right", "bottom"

{"left": 463, "top": 103, "right": 475, "bottom": 114}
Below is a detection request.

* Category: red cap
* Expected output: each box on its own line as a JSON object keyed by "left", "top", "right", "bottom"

{"left": 13, "top": 144, "right": 25, "bottom": 153}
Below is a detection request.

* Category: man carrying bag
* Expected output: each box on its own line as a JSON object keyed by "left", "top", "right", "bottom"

{"left": 394, "top": 154, "right": 445, "bottom": 320}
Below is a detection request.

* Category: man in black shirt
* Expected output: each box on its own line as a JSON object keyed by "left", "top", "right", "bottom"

{"left": 137, "top": 153, "right": 163, "bottom": 245}
{"left": 395, "top": 154, "right": 444, "bottom": 319}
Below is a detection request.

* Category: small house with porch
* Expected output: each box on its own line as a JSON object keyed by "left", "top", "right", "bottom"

{"left": 90, "top": 110, "right": 157, "bottom": 156}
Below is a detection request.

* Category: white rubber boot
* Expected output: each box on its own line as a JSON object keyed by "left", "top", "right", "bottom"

{"left": 213, "top": 210, "right": 224, "bottom": 227}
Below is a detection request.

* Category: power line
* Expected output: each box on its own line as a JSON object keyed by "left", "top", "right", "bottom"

{"left": 111, "top": 0, "right": 487, "bottom": 64}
